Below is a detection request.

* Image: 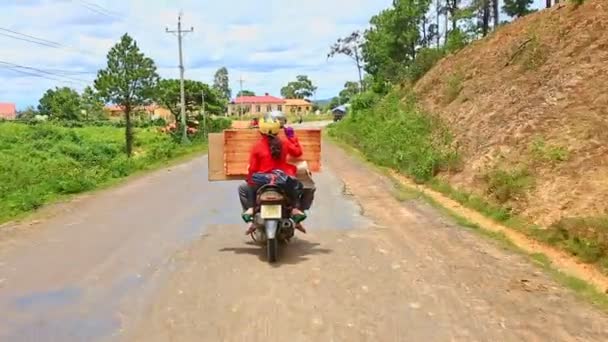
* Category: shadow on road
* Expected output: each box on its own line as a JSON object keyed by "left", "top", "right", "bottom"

{"left": 219, "top": 238, "right": 332, "bottom": 266}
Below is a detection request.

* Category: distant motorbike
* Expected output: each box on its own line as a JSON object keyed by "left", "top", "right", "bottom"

{"left": 250, "top": 184, "right": 296, "bottom": 263}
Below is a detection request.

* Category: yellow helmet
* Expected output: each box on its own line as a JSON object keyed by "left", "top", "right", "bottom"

{"left": 258, "top": 113, "right": 281, "bottom": 136}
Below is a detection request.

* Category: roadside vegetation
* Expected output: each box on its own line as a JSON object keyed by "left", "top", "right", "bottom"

{"left": 327, "top": 0, "right": 608, "bottom": 280}
{"left": 0, "top": 119, "right": 230, "bottom": 224}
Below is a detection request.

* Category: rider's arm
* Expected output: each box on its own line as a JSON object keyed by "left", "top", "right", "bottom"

{"left": 285, "top": 136, "right": 302, "bottom": 158}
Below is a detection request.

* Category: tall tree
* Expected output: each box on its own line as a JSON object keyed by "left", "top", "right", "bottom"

{"left": 328, "top": 31, "right": 365, "bottom": 91}
{"left": 502, "top": 0, "right": 533, "bottom": 17}
{"left": 362, "top": 0, "right": 431, "bottom": 82}
{"left": 94, "top": 33, "right": 159, "bottom": 157}
{"left": 38, "top": 86, "right": 81, "bottom": 120}
{"left": 213, "top": 67, "right": 231, "bottom": 100}
{"left": 156, "top": 79, "right": 225, "bottom": 123}
{"left": 338, "top": 81, "right": 360, "bottom": 104}
{"left": 280, "top": 75, "right": 317, "bottom": 99}
{"left": 493, "top": 0, "right": 500, "bottom": 28}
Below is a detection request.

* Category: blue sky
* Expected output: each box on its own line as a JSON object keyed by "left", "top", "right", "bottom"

{"left": 0, "top": 0, "right": 392, "bottom": 110}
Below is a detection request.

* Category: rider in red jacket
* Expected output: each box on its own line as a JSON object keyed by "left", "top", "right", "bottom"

{"left": 238, "top": 113, "right": 307, "bottom": 233}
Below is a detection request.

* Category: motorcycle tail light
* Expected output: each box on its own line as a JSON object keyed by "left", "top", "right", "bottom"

{"left": 259, "top": 190, "right": 283, "bottom": 201}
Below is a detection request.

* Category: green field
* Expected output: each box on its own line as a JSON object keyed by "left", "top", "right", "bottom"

{"left": 0, "top": 121, "right": 228, "bottom": 223}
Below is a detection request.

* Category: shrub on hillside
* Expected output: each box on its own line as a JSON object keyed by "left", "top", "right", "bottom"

{"left": 328, "top": 90, "right": 459, "bottom": 182}
{"left": 406, "top": 48, "right": 446, "bottom": 82}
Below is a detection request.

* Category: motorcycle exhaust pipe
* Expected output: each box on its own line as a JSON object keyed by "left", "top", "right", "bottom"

{"left": 281, "top": 220, "right": 293, "bottom": 229}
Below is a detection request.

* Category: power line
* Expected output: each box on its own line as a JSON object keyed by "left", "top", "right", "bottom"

{"left": 0, "top": 28, "right": 61, "bottom": 47}
{"left": 0, "top": 61, "right": 90, "bottom": 84}
{"left": 73, "top": 0, "right": 120, "bottom": 19}
{"left": 1, "top": 66, "right": 84, "bottom": 85}
{"left": 0, "top": 27, "right": 97, "bottom": 56}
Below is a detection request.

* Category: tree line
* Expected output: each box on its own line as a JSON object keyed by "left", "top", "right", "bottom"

{"left": 327, "top": 0, "right": 576, "bottom": 105}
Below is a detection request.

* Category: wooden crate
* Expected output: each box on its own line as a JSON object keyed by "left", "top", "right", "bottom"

{"left": 223, "top": 129, "right": 321, "bottom": 176}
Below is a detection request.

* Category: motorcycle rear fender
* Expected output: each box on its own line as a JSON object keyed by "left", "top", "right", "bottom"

{"left": 264, "top": 220, "right": 279, "bottom": 239}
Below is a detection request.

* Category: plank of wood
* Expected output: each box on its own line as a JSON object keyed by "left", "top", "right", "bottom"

{"left": 230, "top": 120, "right": 251, "bottom": 129}
{"left": 208, "top": 132, "right": 244, "bottom": 181}
{"left": 223, "top": 129, "right": 321, "bottom": 176}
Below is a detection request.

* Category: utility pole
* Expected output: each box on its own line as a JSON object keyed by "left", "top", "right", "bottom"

{"left": 238, "top": 75, "right": 244, "bottom": 117}
{"left": 166, "top": 12, "right": 193, "bottom": 143}
{"left": 201, "top": 90, "right": 207, "bottom": 138}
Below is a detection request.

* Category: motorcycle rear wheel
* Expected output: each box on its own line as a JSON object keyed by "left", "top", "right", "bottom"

{"left": 267, "top": 238, "right": 278, "bottom": 263}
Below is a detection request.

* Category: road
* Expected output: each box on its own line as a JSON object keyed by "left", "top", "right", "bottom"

{"left": 1, "top": 122, "right": 608, "bottom": 341}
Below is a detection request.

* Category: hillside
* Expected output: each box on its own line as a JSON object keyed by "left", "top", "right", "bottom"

{"left": 414, "top": 0, "right": 608, "bottom": 227}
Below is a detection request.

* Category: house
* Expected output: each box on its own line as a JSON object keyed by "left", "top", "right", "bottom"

{"left": 104, "top": 103, "right": 173, "bottom": 121}
{"left": 0, "top": 102, "right": 16, "bottom": 120}
{"left": 283, "top": 98, "right": 312, "bottom": 114}
{"left": 227, "top": 93, "right": 285, "bottom": 116}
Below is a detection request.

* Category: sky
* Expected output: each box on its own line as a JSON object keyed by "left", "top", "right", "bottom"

{"left": 0, "top": 0, "right": 393, "bottom": 110}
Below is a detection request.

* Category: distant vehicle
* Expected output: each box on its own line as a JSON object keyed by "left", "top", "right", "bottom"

{"left": 331, "top": 105, "right": 347, "bottom": 122}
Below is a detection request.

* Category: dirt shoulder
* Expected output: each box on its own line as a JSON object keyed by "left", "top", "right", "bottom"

{"left": 128, "top": 141, "right": 608, "bottom": 341}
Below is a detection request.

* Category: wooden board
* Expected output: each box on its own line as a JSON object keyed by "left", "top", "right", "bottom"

{"left": 207, "top": 133, "right": 244, "bottom": 181}
{"left": 223, "top": 129, "right": 321, "bottom": 176}
{"left": 230, "top": 120, "right": 251, "bottom": 129}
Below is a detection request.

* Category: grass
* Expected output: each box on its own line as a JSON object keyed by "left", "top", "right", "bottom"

{"left": 484, "top": 167, "right": 534, "bottom": 203}
{"left": 530, "top": 136, "right": 569, "bottom": 164}
{"left": 444, "top": 72, "right": 464, "bottom": 104}
{"left": 520, "top": 34, "right": 548, "bottom": 71}
{"left": 0, "top": 119, "right": 230, "bottom": 224}
{"left": 327, "top": 88, "right": 460, "bottom": 183}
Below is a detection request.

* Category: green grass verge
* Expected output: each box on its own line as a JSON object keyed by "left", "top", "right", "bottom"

{"left": 0, "top": 122, "right": 219, "bottom": 224}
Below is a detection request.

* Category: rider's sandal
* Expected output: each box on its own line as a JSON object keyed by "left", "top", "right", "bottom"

{"left": 241, "top": 208, "right": 254, "bottom": 223}
{"left": 291, "top": 209, "right": 307, "bottom": 224}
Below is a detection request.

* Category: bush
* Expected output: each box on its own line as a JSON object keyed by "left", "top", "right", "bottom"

{"left": 406, "top": 48, "right": 446, "bottom": 82}
{"left": 350, "top": 91, "right": 382, "bottom": 112}
{"left": 0, "top": 123, "right": 206, "bottom": 223}
{"left": 444, "top": 72, "right": 464, "bottom": 103}
{"left": 484, "top": 167, "right": 534, "bottom": 203}
{"left": 446, "top": 28, "right": 469, "bottom": 53}
{"left": 542, "top": 217, "right": 608, "bottom": 272}
{"left": 329, "top": 89, "right": 459, "bottom": 182}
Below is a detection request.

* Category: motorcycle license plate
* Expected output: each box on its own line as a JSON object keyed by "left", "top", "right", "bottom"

{"left": 260, "top": 205, "right": 282, "bottom": 219}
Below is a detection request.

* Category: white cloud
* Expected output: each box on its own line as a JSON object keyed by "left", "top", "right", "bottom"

{"left": 0, "top": 0, "right": 393, "bottom": 109}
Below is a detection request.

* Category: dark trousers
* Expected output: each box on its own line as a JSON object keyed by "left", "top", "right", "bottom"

{"left": 238, "top": 181, "right": 307, "bottom": 211}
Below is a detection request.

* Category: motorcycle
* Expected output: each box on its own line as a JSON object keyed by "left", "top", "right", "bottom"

{"left": 250, "top": 184, "right": 296, "bottom": 263}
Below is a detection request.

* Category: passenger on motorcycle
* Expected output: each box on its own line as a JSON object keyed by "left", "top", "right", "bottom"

{"left": 269, "top": 110, "right": 316, "bottom": 212}
{"left": 238, "top": 113, "right": 307, "bottom": 234}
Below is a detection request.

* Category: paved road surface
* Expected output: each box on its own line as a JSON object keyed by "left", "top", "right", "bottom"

{"left": 1, "top": 122, "right": 607, "bottom": 341}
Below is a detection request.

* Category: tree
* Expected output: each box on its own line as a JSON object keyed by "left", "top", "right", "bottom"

{"left": 502, "top": 0, "right": 534, "bottom": 18}
{"left": 38, "top": 86, "right": 82, "bottom": 120}
{"left": 338, "top": 81, "right": 360, "bottom": 104}
{"left": 80, "top": 86, "right": 106, "bottom": 120}
{"left": 280, "top": 75, "right": 317, "bottom": 99}
{"left": 328, "top": 31, "right": 365, "bottom": 91}
{"left": 328, "top": 97, "right": 341, "bottom": 110}
{"left": 213, "top": 67, "right": 231, "bottom": 100}
{"left": 94, "top": 33, "right": 159, "bottom": 157}
{"left": 237, "top": 90, "right": 255, "bottom": 97}
{"left": 362, "top": 0, "right": 431, "bottom": 82}
{"left": 156, "top": 79, "right": 225, "bottom": 122}
{"left": 493, "top": 0, "right": 499, "bottom": 28}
